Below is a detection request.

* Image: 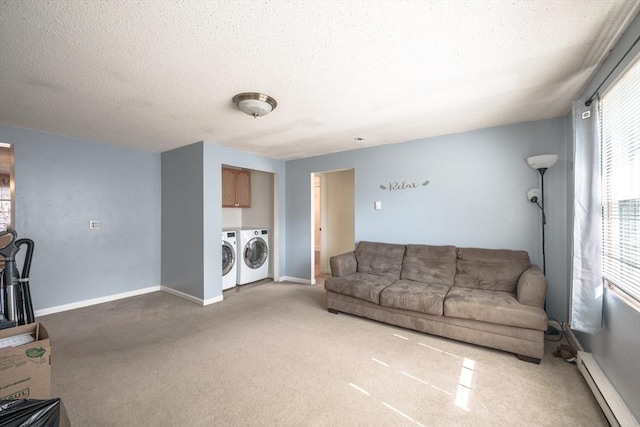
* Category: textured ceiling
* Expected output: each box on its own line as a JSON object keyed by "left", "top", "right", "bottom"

{"left": 0, "top": 1, "right": 638, "bottom": 160}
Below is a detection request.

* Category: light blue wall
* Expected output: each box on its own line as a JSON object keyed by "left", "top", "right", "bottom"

{"left": 161, "top": 143, "right": 205, "bottom": 299}
{"left": 0, "top": 125, "right": 161, "bottom": 310}
{"left": 161, "top": 141, "right": 286, "bottom": 301}
{"left": 286, "top": 117, "right": 569, "bottom": 321}
{"left": 569, "top": 13, "right": 640, "bottom": 421}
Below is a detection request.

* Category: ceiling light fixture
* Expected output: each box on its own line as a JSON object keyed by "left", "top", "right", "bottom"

{"left": 232, "top": 92, "right": 277, "bottom": 118}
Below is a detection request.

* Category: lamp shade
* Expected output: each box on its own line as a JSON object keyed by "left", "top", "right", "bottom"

{"left": 232, "top": 92, "right": 277, "bottom": 117}
{"left": 527, "top": 155, "right": 558, "bottom": 170}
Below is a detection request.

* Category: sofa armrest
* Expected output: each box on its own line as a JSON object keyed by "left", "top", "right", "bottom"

{"left": 330, "top": 252, "right": 357, "bottom": 277}
{"left": 517, "top": 265, "right": 547, "bottom": 308}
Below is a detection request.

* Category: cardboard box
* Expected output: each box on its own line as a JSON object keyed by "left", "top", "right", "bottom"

{"left": 0, "top": 323, "right": 51, "bottom": 400}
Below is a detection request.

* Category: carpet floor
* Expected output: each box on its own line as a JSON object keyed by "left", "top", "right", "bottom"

{"left": 38, "top": 280, "right": 606, "bottom": 426}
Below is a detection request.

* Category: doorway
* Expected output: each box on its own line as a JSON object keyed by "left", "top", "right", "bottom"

{"left": 0, "top": 143, "right": 14, "bottom": 232}
{"left": 311, "top": 169, "right": 355, "bottom": 283}
{"left": 314, "top": 175, "right": 322, "bottom": 275}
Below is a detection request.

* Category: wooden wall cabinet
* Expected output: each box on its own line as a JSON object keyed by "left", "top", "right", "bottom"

{"left": 222, "top": 168, "right": 251, "bottom": 207}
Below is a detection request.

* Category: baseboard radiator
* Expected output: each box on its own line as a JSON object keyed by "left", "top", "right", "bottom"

{"left": 577, "top": 352, "right": 639, "bottom": 427}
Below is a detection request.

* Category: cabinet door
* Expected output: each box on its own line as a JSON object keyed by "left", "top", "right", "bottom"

{"left": 235, "top": 170, "right": 251, "bottom": 207}
{"left": 221, "top": 168, "right": 237, "bottom": 207}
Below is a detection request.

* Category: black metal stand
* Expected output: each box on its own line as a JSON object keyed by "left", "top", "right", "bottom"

{"left": 535, "top": 168, "right": 561, "bottom": 337}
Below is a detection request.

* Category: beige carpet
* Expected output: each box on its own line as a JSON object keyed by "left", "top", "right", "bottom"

{"left": 38, "top": 280, "right": 606, "bottom": 426}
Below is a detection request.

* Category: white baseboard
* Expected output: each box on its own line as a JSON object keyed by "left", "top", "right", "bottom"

{"left": 278, "top": 276, "right": 312, "bottom": 285}
{"left": 203, "top": 295, "right": 224, "bottom": 305}
{"left": 34, "top": 286, "right": 161, "bottom": 317}
{"left": 564, "top": 325, "right": 637, "bottom": 426}
{"left": 33, "top": 285, "right": 226, "bottom": 317}
{"left": 577, "top": 352, "right": 639, "bottom": 427}
{"left": 160, "top": 286, "right": 224, "bottom": 306}
{"left": 160, "top": 286, "right": 204, "bottom": 305}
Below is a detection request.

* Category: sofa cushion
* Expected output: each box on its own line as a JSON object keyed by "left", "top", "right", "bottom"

{"left": 324, "top": 273, "right": 395, "bottom": 304}
{"left": 400, "top": 244, "right": 457, "bottom": 286}
{"left": 444, "top": 287, "right": 547, "bottom": 330}
{"left": 380, "top": 280, "right": 450, "bottom": 315}
{"left": 330, "top": 251, "right": 357, "bottom": 277}
{"left": 517, "top": 266, "right": 547, "bottom": 307}
{"left": 454, "top": 248, "right": 531, "bottom": 293}
{"left": 355, "top": 241, "right": 406, "bottom": 280}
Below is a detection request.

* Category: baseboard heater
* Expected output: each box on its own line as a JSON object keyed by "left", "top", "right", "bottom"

{"left": 577, "top": 352, "right": 639, "bottom": 427}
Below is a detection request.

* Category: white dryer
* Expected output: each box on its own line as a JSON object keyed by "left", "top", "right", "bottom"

{"left": 237, "top": 229, "right": 269, "bottom": 285}
{"left": 222, "top": 231, "right": 237, "bottom": 290}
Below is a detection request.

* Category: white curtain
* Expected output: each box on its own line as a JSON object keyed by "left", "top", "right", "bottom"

{"left": 570, "top": 100, "right": 603, "bottom": 334}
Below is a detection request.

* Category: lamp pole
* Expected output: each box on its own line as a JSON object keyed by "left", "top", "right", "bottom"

{"left": 538, "top": 167, "right": 547, "bottom": 275}
{"left": 526, "top": 154, "right": 559, "bottom": 336}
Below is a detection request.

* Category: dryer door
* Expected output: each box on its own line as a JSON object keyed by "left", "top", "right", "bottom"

{"left": 243, "top": 237, "right": 268, "bottom": 269}
{"left": 222, "top": 242, "right": 236, "bottom": 276}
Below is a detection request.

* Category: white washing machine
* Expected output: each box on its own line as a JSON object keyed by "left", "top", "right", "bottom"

{"left": 222, "top": 231, "right": 237, "bottom": 290}
{"left": 237, "top": 228, "right": 269, "bottom": 285}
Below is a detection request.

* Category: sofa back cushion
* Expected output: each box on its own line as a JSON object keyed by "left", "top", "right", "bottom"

{"left": 400, "top": 244, "right": 457, "bottom": 286}
{"left": 454, "top": 248, "right": 531, "bottom": 293}
{"left": 355, "top": 241, "right": 406, "bottom": 280}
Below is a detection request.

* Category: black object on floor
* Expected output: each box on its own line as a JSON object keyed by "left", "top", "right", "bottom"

{"left": 545, "top": 325, "right": 561, "bottom": 336}
{"left": 0, "top": 398, "right": 70, "bottom": 427}
{"left": 0, "top": 316, "right": 16, "bottom": 330}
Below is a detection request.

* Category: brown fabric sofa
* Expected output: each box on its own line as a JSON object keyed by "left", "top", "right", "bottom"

{"left": 325, "top": 241, "right": 548, "bottom": 363}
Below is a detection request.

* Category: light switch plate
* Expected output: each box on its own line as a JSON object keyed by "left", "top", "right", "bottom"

{"left": 89, "top": 220, "right": 102, "bottom": 230}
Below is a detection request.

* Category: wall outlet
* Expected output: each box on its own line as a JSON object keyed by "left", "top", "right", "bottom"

{"left": 89, "top": 220, "right": 102, "bottom": 230}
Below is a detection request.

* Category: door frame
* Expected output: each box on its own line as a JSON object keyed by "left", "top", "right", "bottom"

{"left": 310, "top": 168, "right": 354, "bottom": 284}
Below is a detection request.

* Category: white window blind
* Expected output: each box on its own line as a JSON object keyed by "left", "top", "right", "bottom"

{"left": 600, "top": 58, "right": 640, "bottom": 302}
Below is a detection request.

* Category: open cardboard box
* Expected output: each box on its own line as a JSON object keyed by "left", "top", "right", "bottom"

{"left": 0, "top": 323, "right": 51, "bottom": 400}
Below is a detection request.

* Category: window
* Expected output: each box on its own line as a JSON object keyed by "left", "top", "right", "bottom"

{"left": 600, "top": 58, "right": 640, "bottom": 302}
{"left": 0, "top": 175, "right": 10, "bottom": 232}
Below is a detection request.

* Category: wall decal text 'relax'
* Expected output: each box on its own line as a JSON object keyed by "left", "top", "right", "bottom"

{"left": 380, "top": 180, "right": 430, "bottom": 191}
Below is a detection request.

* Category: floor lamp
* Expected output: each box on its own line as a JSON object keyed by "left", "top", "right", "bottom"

{"left": 526, "top": 154, "right": 559, "bottom": 336}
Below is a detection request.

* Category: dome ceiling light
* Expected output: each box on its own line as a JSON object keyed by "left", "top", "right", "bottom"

{"left": 232, "top": 92, "right": 278, "bottom": 118}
